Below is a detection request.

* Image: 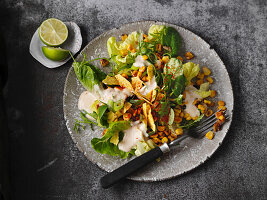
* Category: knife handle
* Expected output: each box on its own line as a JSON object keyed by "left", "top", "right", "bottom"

{"left": 100, "top": 143, "right": 169, "bottom": 189}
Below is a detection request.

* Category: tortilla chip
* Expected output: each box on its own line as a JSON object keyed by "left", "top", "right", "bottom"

{"left": 147, "top": 65, "right": 154, "bottom": 82}
{"left": 145, "top": 90, "right": 153, "bottom": 102}
{"left": 123, "top": 102, "right": 132, "bottom": 113}
{"left": 131, "top": 77, "right": 143, "bottom": 91}
{"left": 147, "top": 107, "right": 156, "bottom": 132}
{"left": 151, "top": 89, "right": 158, "bottom": 102}
{"left": 135, "top": 91, "right": 152, "bottom": 105}
{"left": 115, "top": 74, "right": 133, "bottom": 90}
{"left": 102, "top": 75, "right": 119, "bottom": 85}
{"left": 110, "top": 132, "right": 119, "bottom": 145}
{"left": 107, "top": 111, "right": 117, "bottom": 123}
{"left": 142, "top": 103, "right": 149, "bottom": 119}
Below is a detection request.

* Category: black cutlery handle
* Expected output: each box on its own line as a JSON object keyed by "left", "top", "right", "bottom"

{"left": 100, "top": 144, "right": 169, "bottom": 189}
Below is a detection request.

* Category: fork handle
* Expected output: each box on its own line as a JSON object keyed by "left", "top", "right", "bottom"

{"left": 100, "top": 143, "right": 170, "bottom": 189}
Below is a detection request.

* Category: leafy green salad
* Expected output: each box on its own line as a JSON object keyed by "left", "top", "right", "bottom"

{"left": 72, "top": 24, "right": 222, "bottom": 159}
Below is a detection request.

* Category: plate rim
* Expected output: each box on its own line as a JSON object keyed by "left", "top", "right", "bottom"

{"left": 63, "top": 20, "right": 234, "bottom": 182}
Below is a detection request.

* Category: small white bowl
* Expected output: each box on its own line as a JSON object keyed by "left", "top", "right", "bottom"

{"left": 29, "top": 21, "right": 82, "bottom": 68}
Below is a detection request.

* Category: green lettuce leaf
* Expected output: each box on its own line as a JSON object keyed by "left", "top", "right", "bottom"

{"left": 134, "top": 139, "right": 156, "bottom": 156}
{"left": 194, "top": 82, "right": 211, "bottom": 98}
{"left": 96, "top": 105, "right": 109, "bottom": 127}
{"left": 162, "top": 26, "right": 182, "bottom": 56}
{"left": 73, "top": 54, "right": 107, "bottom": 91}
{"left": 183, "top": 62, "right": 200, "bottom": 85}
{"left": 164, "top": 58, "right": 183, "bottom": 79}
{"left": 171, "top": 75, "right": 186, "bottom": 97}
{"left": 107, "top": 32, "right": 138, "bottom": 67}
{"left": 107, "top": 99, "right": 124, "bottom": 112}
{"left": 148, "top": 25, "right": 165, "bottom": 41}
{"left": 91, "top": 121, "right": 132, "bottom": 158}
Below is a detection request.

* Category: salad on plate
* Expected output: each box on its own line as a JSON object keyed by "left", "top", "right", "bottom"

{"left": 72, "top": 24, "right": 227, "bottom": 159}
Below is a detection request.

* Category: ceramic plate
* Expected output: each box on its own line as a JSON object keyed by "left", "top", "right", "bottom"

{"left": 63, "top": 21, "right": 233, "bottom": 181}
{"left": 30, "top": 22, "right": 82, "bottom": 68}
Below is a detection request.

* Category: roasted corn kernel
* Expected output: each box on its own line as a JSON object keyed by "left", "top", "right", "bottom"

{"left": 184, "top": 113, "right": 190, "bottom": 118}
{"left": 152, "top": 138, "right": 161, "bottom": 143}
{"left": 174, "top": 108, "right": 181, "bottom": 115}
{"left": 218, "top": 101, "right": 225, "bottom": 106}
{"left": 157, "top": 126, "right": 165, "bottom": 132}
{"left": 217, "top": 106, "right": 226, "bottom": 111}
{"left": 186, "top": 116, "right": 192, "bottom": 121}
{"left": 210, "top": 90, "right": 216, "bottom": 97}
{"left": 100, "top": 59, "right": 109, "bottom": 67}
{"left": 164, "top": 131, "right": 170, "bottom": 136}
{"left": 142, "top": 55, "right": 148, "bottom": 60}
{"left": 196, "top": 79, "right": 204, "bottom": 85}
{"left": 121, "top": 73, "right": 128, "bottom": 79}
{"left": 197, "top": 72, "right": 205, "bottom": 79}
{"left": 206, "top": 76, "right": 214, "bottom": 84}
{"left": 204, "top": 100, "right": 211, "bottom": 105}
{"left": 175, "top": 128, "right": 183, "bottom": 135}
{"left": 139, "top": 66, "right": 146, "bottom": 73}
{"left": 162, "top": 137, "right": 168, "bottom": 143}
{"left": 213, "top": 121, "right": 221, "bottom": 132}
{"left": 158, "top": 132, "right": 164, "bottom": 136}
{"left": 156, "top": 44, "right": 162, "bottom": 52}
{"left": 202, "top": 67, "right": 211, "bottom": 76}
{"left": 121, "top": 34, "right": 128, "bottom": 41}
{"left": 123, "top": 113, "right": 132, "bottom": 121}
{"left": 142, "top": 75, "right": 148, "bottom": 82}
{"left": 205, "top": 131, "right": 214, "bottom": 140}
{"left": 198, "top": 104, "right": 206, "bottom": 111}
{"left": 132, "top": 70, "right": 138, "bottom": 77}
{"left": 185, "top": 52, "right": 194, "bottom": 60}
{"left": 205, "top": 109, "right": 213, "bottom": 117}
{"left": 174, "top": 116, "right": 182, "bottom": 123}
{"left": 218, "top": 115, "right": 225, "bottom": 122}
{"left": 162, "top": 56, "right": 170, "bottom": 63}
{"left": 176, "top": 56, "right": 183, "bottom": 62}
{"left": 168, "top": 136, "right": 175, "bottom": 142}
{"left": 150, "top": 134, "right": 158, "bottom": 138}
{"left": 192, "top": 116, "right": 199, "bottom": 120}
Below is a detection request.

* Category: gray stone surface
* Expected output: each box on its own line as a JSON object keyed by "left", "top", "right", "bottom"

{"left": 0, "top": 0, "right": 266, "bottom": 199}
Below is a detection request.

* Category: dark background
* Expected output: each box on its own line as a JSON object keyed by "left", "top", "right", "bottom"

{"left": 0, "top": 0, "right": 266, "bottom": 199}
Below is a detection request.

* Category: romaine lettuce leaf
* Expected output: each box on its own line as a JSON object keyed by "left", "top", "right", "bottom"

{"left": 183, "top": 62, "right": 200, "bottom": 85}
{"left": 107, "top": 32, "right": 138, "bottom": 67}
{"left": 73, "top": 54, "right": 106, "bottom": 91}
{"left": 148, "top": 25, "right": 165, "bottom": 41}
{"left": 194, "top": 82, "right": 211, "bottom": 98}
{"left": 134, "top": 139, "right": 156, "bottom": 156}
{"left": 91, "top": 121, "right": 132, "bottom": 158}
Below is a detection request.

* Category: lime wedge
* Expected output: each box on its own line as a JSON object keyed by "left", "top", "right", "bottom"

{"left": 42, "top": 46, "right": 70, "bottom": 61}
{"left": 39, "top": 18, "right": 68, "bottom": 46}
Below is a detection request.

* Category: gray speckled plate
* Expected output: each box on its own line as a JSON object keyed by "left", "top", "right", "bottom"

{"left": 63, "top": 21, "right": 233, "bottom": 182}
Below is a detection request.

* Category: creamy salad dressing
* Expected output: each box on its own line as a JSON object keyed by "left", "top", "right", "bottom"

{"left": 118, "top": 121, "right": 147, "bottom": 152}
{"left": 139, "top": 76, "right": 158, "bottom": 96}
{"left": 78, "top": 91, "right": 98, "bottom": 120}
{"left": 184, "top": 85, "right": 202, "bottom": 118}
{"left": 133, "top": 55, "right": 151, "bottom": 68}
{"left": 78, "top": 85, "right": 132, "bottom": 115}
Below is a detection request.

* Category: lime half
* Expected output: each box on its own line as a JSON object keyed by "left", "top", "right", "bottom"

{"left": 39, "top": 18, "right": 68, "bottom": 46}
{"left": 42, "top": 46, "right": 70, "bottom": 61}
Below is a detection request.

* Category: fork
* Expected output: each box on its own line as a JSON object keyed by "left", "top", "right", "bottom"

{"left": 100, "top": 111, "right": 228, "bottom": 189}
